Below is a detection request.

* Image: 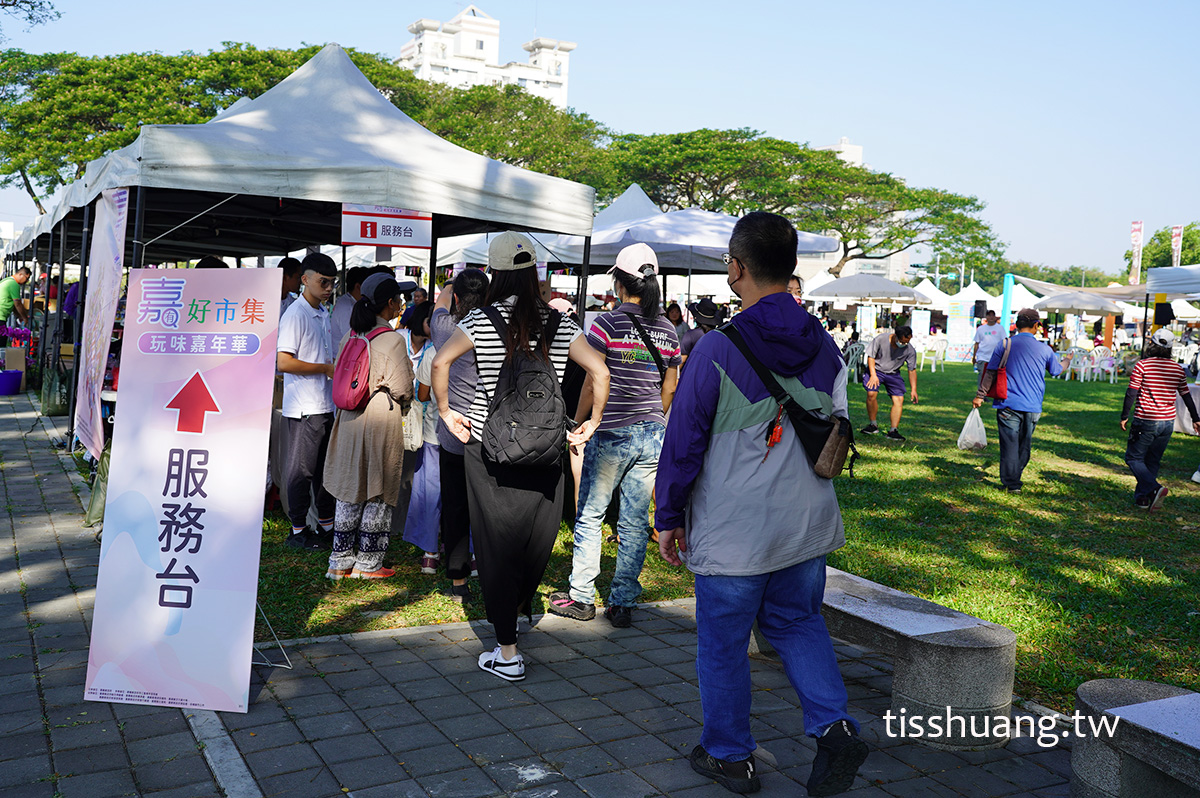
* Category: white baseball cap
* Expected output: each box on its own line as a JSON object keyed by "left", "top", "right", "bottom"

{"left": 608, "top": 243, "right": 659, "bottom": 279}
{"left": 488, "top": 231, "right": 537, "bottom": 271}
{"left": 1151, "top": 328, "right": 1175, "bottom": 346}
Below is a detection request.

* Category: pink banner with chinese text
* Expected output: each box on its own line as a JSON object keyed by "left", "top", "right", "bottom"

{"left": 85, "top": 269, "right": 280, "bottom": 713}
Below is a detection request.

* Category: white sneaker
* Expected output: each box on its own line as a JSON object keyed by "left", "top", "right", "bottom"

{"left": 1191, "top": 470, "right": 1200, "bottom": 485}
{"left": 478, "top": 646, "right": 525, "bottom": 681}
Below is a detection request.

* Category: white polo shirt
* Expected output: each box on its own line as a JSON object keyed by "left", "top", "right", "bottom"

{"left": 277, "top": 294, "right": 334, "bottom": 418}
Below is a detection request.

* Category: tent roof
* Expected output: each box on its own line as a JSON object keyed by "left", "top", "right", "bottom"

{"left": 7, "top": 44, "right": 596, "bottom": 261}
{"left": 911, "top": 278, "right": 953, "bottom": 310}
{"left": 948, "top": 281, "right": 997, "bottom": 309}
{"left": 1013, "top": 275, "right": 1153, "bottom": 302}
{"left": 1147, "top": 264, "right": 1200, "bottom": 295}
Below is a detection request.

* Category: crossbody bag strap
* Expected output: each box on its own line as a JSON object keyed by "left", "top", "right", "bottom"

{"left": 718, "top": 321, "right": 792, "bottom": 407}
{"left": 624, "top": 312, "right": 667, "bottom": 387}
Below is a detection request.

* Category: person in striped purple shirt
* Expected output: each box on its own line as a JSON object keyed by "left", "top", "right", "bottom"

{"left": 549, "top": 243, "right": 682, "bottom": 628}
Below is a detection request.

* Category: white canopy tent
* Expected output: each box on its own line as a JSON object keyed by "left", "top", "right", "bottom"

{"left": 1006, "top": 282, "right": 1043, "bottom": 311}
{"left": 1147, "top": 264, "right": 1200, "bottom": 295}
{"left": 911, "top": 278, "right": 953, "bottom": 311}
{"left": 948, "top": 281, "right": 998, "bottom": 311}
{"left": 806, "top": 274, "right": 931, "bottom": 304}
{"left": 390, "top": 183, "right": 664, "bottom": 271}
{"left": 545, "top": 206, "right": 840, "bottom": 273}
{"left": 7, "top": 43, "right": 597, "bottom": 261}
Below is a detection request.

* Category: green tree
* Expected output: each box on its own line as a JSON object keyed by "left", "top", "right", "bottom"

{"left": 417, "top": 83, "right": 611, "bottom": 190}
{"left": 1124, "top": 222, "right": 1200, "bottom": 276}
{"left": 795, "top": 157, "right": 1005, "bottom": 278}
{"left": 605, "top": 128, "right": 836, "bottom": 215}
{"left": 0, "top": 0, "right": 57, "bottom": 42}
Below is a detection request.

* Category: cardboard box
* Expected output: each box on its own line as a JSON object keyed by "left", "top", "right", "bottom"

{"left": 5, "top": 346, "right": 27, "bottom": 391}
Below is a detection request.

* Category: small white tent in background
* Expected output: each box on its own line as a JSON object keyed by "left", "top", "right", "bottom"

{"left": 1172, "top": 299, "right": 1200, "bottom": 320}
{"left": 911, "top": 278, "right": 953, "bottom": 311}
{"left": 949, "top": 281, "right": 998, "bottom": 312}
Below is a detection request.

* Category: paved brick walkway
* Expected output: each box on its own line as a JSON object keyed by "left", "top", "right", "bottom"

{"left": 1, "top": 392, "right": 1075, "bottom": 797}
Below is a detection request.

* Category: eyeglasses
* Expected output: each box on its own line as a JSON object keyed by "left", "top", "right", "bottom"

{"left": 722, "top": 253, "right": 736, "bottom": 265}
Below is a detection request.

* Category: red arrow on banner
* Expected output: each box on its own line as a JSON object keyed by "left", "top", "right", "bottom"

{"left": 165, "top": 372, "right": 220, "bottom": 434}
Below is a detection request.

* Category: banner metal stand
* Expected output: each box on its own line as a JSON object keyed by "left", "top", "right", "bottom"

{"left": 251, "top": 601, "right": 293, "bottom": 670}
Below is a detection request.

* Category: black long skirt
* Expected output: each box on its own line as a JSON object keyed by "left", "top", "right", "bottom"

{"left": 463, "top": 439, "right": 563, "bottom": 646}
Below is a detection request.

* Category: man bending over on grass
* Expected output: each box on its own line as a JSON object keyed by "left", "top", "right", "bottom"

{"left": 657, "top": 211, "right": 867, "bottom": 796}
{"left": 861, "top": 325, "right": 918, "bottom": 441}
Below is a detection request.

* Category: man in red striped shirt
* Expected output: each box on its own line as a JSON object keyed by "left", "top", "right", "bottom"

{"left": 1121, "top": 328, "right": 1200, "bottom": 511}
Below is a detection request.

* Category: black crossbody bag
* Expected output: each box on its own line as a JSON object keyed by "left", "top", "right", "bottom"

{"left": 719, "top": 322, "right": 858, "bottom": 479}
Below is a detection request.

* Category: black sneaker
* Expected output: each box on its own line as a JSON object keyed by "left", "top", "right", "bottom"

{"left": 859, "top": 423, "right": 879, "bottom": 435}
{"left": 311, "top": 528, "right": 334, "bottom": 551}
{"left": 689, "top": 745, "right": 760, "bottom": 794}
{"left": 449, "top": 583, "right": 472, "bottom": 603}
{"left": 547, "top": 591, "right": 595, "bottom": 621}
{"left": 885, "top": 429, "right": 905, "bottom": 441}
{"left": 284, "top": 527, "right": 323, "bottom": 550}
{"left": 807, "top": 720, "right": 869, "bottom": 796}
{"left": 997, "top": 484, "right": 1021, "bottom": 494}
{"left": 604, "top": 605, "right": 632, "bottom": 628}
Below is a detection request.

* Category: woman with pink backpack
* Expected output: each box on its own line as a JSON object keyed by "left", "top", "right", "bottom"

{"left": 322, "top": 274, "right": 414, "bottom": 579}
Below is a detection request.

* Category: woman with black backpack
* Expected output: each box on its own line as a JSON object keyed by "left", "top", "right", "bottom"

{"left": 432, "top": 231, "right": 610, "bottom": 682}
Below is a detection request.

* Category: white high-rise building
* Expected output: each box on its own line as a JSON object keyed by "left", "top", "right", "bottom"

{"left": 808, "top": 137, "right": 910, "bottom": 284}
{"left": 397, "top": 5, "right": 575, "bottom": 108}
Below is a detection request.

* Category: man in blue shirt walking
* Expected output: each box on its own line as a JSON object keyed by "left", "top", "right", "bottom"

{"left": 973, "top": 308, "right": 1069, "bottom": 492}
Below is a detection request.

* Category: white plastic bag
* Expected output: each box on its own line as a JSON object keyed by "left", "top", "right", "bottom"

{"left": 957, "top": 408, "right": 987, "bottom": 450}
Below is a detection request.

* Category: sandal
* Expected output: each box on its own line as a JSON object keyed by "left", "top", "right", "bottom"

{"left": 420, "top": 553, "right": 439, "bottom": 574}
{"left": 349, "top": 567, "right": 396, "bottom": 579}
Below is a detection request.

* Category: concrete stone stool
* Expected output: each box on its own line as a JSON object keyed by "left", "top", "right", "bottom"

{"left": 752, "top": 566, "right": 1016, "bottom": 750}
{"left": 1071, "top": 679, "right": 1200, "bottom": 798}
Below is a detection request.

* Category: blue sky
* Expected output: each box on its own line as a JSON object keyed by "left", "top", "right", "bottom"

{"left": 2, "top": 0, "right": 1196, "bottom": 273}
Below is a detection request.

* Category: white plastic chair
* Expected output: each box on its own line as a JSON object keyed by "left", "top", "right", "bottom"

{"left": 1088, "top": 346, "right": 1117, "bottom": 383}
{"left": 1062, "top": 348, "right": 1089, "bottom": 381}
{"left": 921, "top": 338, "right": 948, "bottom": 372}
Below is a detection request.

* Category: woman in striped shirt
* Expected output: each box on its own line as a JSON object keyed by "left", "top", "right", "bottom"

{"left": 431, "top": 231, "right": 610, "bottom": 682}
{"left": 1121, "top": 328, "right": 1200, "bottom": 511}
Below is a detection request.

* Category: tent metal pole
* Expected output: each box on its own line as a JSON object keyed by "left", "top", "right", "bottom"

{"left": 37, "top": 222, "right": 55, "bottom": 374}
{"left": 1142, "top": 293, "right": 1150, "bottom": 356}
{"left": 687, "top": 265, "right": 693, "bottom": 303}
{"left": 576, "top": 236, "right": 591, "bottom": 313}
{"left": 427, "top": 217, "right": 439, "bottom": 299}
{"left": 67, "top": 202, "right": 91, "bottom": 444}
{"left": 52, "top": 214, "right": 67, "bottom": 379}
{"left": 131, "top": 186, "right": 146, "bottom": 269}
{"left": 340, "top": 246, "right": 347, "bottom": 295}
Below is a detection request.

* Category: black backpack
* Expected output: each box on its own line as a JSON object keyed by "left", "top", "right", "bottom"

{"left": 478, "top": 305, "right": 568, "bottom": 468}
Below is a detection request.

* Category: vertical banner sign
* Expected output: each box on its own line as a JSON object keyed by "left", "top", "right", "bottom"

{"left": 340, "top": 204, "right": 432, "bottom": 248}
{"left": 1171, "top": 225, "right": 1184, "bottom": 269}
{"left": 856, "top": 304, "right": 878, "bottom": 339}
{"left": 910, "top": 308, "right": 932, "bottom": 340}
{"left": 946, "top": 300, "right": 974, "bottom": 362}
{"left": 1129, "top": 221, "right": 1144, "bottom": 285}
{"left": 85, "top": 269, "right": 280, "bottom": 713}
{"left": 74, "top": 188, "right": 129, "bottom": 459}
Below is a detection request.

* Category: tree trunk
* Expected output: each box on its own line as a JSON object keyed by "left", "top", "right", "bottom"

{"left": 828, "top": 251, "right": 853, "bottom": 278}
{"left": 19, "top": 169, "right": 46, "bottom": 215}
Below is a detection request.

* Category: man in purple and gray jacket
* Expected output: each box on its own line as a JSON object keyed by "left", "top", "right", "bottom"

{"left": 656, "top": 212, "right": 867, "bottom": 796}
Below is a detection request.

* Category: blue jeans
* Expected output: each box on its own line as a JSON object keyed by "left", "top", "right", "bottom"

{"left": 694, "top": 556, "right": 856, "bottom": 760}
{"left": 1125, "top": 418, "right": 1174, "bottom": 503}
{"left": 568, "top": 421, "right": 663, "bottom": 608}
{"left": 996, "top": 407, "right": 1041, "bottom": 489}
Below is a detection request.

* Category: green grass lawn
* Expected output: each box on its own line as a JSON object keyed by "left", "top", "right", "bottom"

{"left": 256, "top": 362, "right": 1200, "bottom": 712}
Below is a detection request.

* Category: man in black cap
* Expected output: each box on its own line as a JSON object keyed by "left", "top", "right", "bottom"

{"left": 681, "top": 298, "right": 726, "bottom": 366}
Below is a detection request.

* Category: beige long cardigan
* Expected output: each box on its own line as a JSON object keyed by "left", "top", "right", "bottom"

{"left": 322, "top": 319, "right": 415, "bottom": 505}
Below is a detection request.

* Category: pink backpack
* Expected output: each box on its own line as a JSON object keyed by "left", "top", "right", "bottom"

{"left": 332, "top": 328, "right": 391, "bottom": 411}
